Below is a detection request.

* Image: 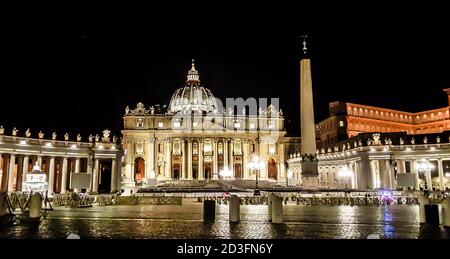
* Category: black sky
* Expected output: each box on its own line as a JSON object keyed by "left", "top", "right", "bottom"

{"left": 1, "top": 15, "right": 450, "bottom": 138}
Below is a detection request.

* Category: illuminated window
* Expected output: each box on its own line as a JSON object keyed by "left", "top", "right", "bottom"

{"left": 234, "top": 122, "right": 241, "bottom": 128}
{"left": 218, "top": 142, "right": 223, "bottom": 154}
{"left": 173, "top": 122, "right": 181, "bottom": 128}
{"left": 339, "top": 121, "right": 344, "bottom": 127}
{"left": 249, "top": 123, "right": 256, "bottom": 129}
{"left": 158, "top": 122, "right": 164, "bottom": 128}
{"left": 193, "top": 122, "right": 198, "bottom": 127}
{"left": 137, "top": 119, "right": 144, "bottom": 127}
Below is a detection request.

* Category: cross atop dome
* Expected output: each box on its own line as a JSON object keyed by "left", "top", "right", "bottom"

{"left": 187, "top": 59, "right": 200, "bottom": 82}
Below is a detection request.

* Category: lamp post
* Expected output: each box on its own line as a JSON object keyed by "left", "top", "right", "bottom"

{"left": 416, "top": 158, "right": 434, "bottom": 194}
{"left": 248, "top": 154, "right": 264, "bottom": 196}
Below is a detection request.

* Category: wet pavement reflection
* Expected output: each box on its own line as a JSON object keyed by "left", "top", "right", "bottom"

{"left": 1, "top": 199, "right": 449, "bottom": 239}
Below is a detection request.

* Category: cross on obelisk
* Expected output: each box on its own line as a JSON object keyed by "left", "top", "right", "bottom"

{"left": 299, "top": 35, "right": 319, "bottom": 190}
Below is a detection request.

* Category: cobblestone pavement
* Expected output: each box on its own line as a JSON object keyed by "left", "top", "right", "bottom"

{"left": 1, "top": 199, "right": 449, "bottom": 239}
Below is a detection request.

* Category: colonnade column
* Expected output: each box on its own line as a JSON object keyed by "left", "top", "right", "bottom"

{"left": 438, "top": 159, "right": 445, "bottom": 190}
{"left": 198, "top": 140, "right": 204, "bottom": 180}
{"left": 229, "top": 140, "right": 234, "bottom": 178}
{"left": 48, "top": 157, "right": 55, "bottom": 196}
{"left": 92, "top": 158, "right": 99, "bottom": 193}
{"left": 188, "top": 139, "right": 193, "bottom": 180}
{"left": 242, "top": 140, "right": 249, "bottom": 179}
{"left": 181, "top": 140, "right": 186, "bottom": 180}
{"left": 21, "top": 155, "right": 29, "bottom": 189}
{"left": 223, "top": 139, "right": 229, "bottom": 170}
{"left": 212, "top": 139, "right": 218, "bottom": 180}
{"left": 164, "top": 140, "right": 172, "bottom": 179}
{"left": 37, "top": 155, "right": 42, "bottom": 168}
{"left": 86, "top": 155, "right": 93, "bottom": 193}
{"left": 1, "top": 154, "right": 7, "bottom": 191}
{"left": 384, "top": 160, "right": 392, "bottom": 190}
{"left": 410, "top": 160, "right": 419, "bottom": 189}
{"left": 61, "top": 157, "right": 68, "bottom": 194}
{"left": 7, "top": 154, "right": 16, "bottom": 192}
{"left": 111, "top": 159, "right": 117, "bottom": 193}
{"left": 73, "top": 158, "right": 80, "bottom": 193}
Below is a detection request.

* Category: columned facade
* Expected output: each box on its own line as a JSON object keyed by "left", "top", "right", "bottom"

{"left": 121, "top": 61, "right": 286, "bottom": 190}
{"left": 0, "top": 130, "right": 123, "bottom": 195}
{"left": 288, "top": 132, "right": 450, "bottom": 191}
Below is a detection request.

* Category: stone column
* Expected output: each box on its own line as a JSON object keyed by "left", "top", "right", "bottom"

{"left": 75, "top": 158, "right": 81, "bottom": 173}
{"left": 181, "top": 140, "right": 186, "bottom": 180}
{"left": 164, "top": 140, "right": 172, "bottom": 179}
{"left": 87, "top": 155, "right": 93, "bottom": 192}
{"left": 61, "top": 157, "right": 68, "bottom": 194}
{"left": 229, "top": 140, "right": 234, "bottom": 178}
{"left": 48, "top": 157, "right": 55, "bottom": 196}
{"left": 212, "top": 139, "right": 219, "bottom": 180}
{"left": 7, "top": 154, "right": 16, "bottom": 192}
{"left": 73, "top": 158, "right": 81, "bottom": 192}
{"left": 146, "top": 138, "right": 155, "bottom": 179}
{"left": 278, "top": 142, "right": 286, "bottom": 182}
{"left": 188, "top": 139, "right": 193, "bottom": 180}
{"left": 410, "top": 160, "right": 419, "bottom": 189}
{"left": 92, "top": 158, "right": 99, "bottom": 193}
{"left": 21, "top": 155, "right": 29, "bottom": 188}
{"left": 438, "top": 159, "right": 445, "bottom": 190}
{"left": 37, "top": 155, "right": 42, "bottom": 168}
{"left": 111, "top": 159, "right": 117, "bottom": 193}
{"left": 14, "top": 155, "right": 23, "bottom": 192}
{"left": 360, "top": 154, "right": 371, "bottom": 190}
{"left": 1, "top": 154, "right": 8, "bottom": 191}
{"left": 198, "top": 140, "right": 204, "bottom": 180}
{"left": 223, "top": 139, "right": 229, "bottom": 170}
{"left": 385, "top": 160, "right": 393, "bottom": 190}
{"left": 242, "top": 140, "right": 249, "bottom": 179}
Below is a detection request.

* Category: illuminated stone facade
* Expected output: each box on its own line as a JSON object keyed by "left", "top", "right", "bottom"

{"left": 122, "top": 61, "right": 287, "bottom": 191}
{"left": 0, "top": 129, "right": 122, "bottom": 195}
{"left": 318, "top": 89, "right": 450, "bottom": 147}
{"left": 288, "top": 132, "right": 450, "bottom": 191}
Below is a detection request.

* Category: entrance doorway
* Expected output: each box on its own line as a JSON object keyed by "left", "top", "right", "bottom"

{"left": 173, "top": 164, "right": 181, "bottom": 180}
{"left": 234, "top": 163, "right": 242, "bottom": 179}
{"left": 204, "top": 163, "right": 212, "bottom": 179}
{"left": 99, "top": 160, "right": 112, "bottom": 194}
{"left": 268, "top": 158, "right": 278, "bottom": 180}
{"left": 134, "top": 157, "right": 145, "bottom": 184}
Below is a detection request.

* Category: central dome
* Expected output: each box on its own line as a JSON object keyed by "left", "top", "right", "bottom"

{"left": 168, "top": 60, "right": 219, "bottom": 114}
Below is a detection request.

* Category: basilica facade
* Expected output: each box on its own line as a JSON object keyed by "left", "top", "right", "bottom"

{"left": 121, "top": 61, "right": 287, "bottom": 190}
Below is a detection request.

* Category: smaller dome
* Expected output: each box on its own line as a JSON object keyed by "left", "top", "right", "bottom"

{"left": 168, "top": 60, "right": 219, "bottom": 114}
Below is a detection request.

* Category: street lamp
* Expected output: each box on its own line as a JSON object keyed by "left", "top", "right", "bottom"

{"left": 219, "top": 168, "right": 233, "bottom": 180}
{"left": 416, "top": 158, "right": 434, "bottom": 192}
{"left": 248, "top": 154, "right": 264, "bottom": 196}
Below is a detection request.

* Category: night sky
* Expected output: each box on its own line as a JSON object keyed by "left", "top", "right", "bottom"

{"left": 1, "top": 16, "right": 450, "bottom": 139}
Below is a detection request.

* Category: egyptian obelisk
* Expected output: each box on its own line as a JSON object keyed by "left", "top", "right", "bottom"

{"left": 300, "top": 35, "right": 319, "bottom": 190}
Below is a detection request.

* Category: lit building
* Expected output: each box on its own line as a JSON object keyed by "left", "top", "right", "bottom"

{"left": 288, "top": 49, "right": 450, "bottom": 191}
{"left": 289, "top": 131, "right": 450, "bottom": 191}
{"left": 0, "top": 128, "right": 122, "bottom": 195}
{"left": 318, "top": 89, "right": 450, "bottom": 147}
{"left": 121, "top": 61, "right": 287, "bottom": 192}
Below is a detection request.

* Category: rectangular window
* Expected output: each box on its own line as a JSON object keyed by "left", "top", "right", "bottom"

{"left": 158, "top": 122, "right": 164, "bottom": 128}
{"left": 339, "top": 121, "right": 345, "bottom": 127}
{"left": 405, "top": 161, "right": 411, "bottom": 173}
